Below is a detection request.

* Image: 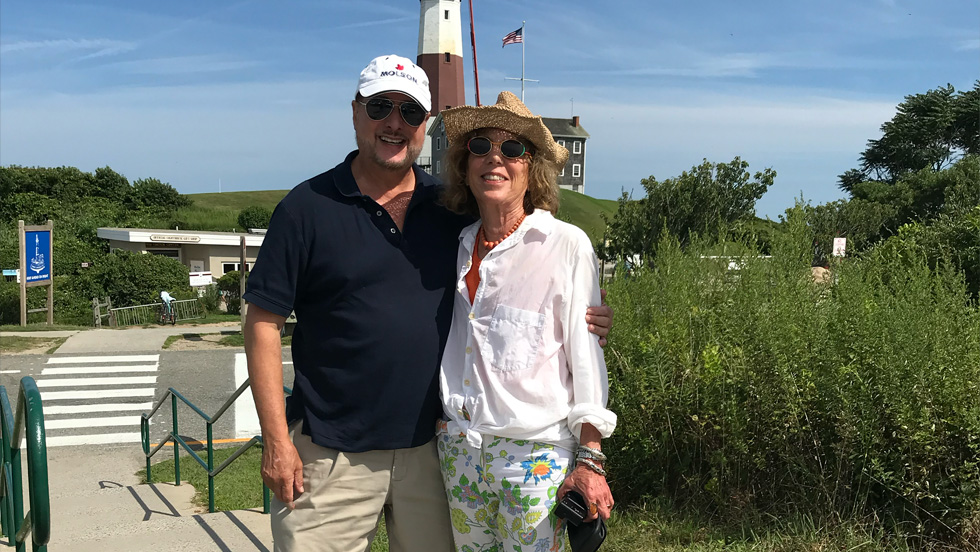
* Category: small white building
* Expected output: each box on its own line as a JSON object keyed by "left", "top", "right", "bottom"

{"left": 97, "top": 227, "right": 263, "bottom": 281}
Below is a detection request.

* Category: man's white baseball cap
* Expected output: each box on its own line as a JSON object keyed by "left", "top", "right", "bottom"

{"left": 357, "top": 55, "right": 432, "bottom": 112}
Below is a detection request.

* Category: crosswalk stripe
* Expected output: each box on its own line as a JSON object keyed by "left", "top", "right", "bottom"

{"left": 45, "top": 403, "right": 153, "bottom": 415}
{"left": 42, "top": 388, "right": 155, "bottom": 401}
{"left": 36, "top": 376, "right": 157, "bottom": 388}
{"left": 46, "top": 417, "right": 137, "bottom": 430}
{"left": 46, "top": 355, "right": 159, "bottom": 364}
{"left": 44, "top": 433, "right": 143, "bottom": 447}
{"left": 42, "top": 365, "right": 158, "bottom": 375}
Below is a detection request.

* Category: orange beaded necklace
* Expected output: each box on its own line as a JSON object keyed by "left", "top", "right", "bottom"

{"left": 466, "top": 212, "right": 527, "bottom": 304}
{"left": 477, "top": 212, "right": 527, "bottom": 251}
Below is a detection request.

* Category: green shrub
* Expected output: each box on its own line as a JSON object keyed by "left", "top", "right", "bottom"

{"left": 604, "top": 207, "right": 980, "bottom": 545}
{"left": 199, "top": 284, "right": 222, "bottom": 314}
{"left": 217, "top": 271, "right": 245, "bottom": 314}
{"left": 237, "top": 206, "right": 272, "bottom": 231}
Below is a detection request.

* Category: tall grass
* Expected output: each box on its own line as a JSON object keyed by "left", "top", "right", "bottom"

{"left": 604, "top": 209, "right": 980, "bottom": 549}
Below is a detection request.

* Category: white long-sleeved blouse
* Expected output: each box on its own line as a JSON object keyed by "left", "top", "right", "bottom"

{"left": 439, "top": 209, "right": 617, "bottom": 450}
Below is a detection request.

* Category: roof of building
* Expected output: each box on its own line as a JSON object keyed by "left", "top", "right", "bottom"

{"left": 542, "top": 117, "right": 590, "bottom": 139}
{"left": 97, "top": 227, "right": 265, "bottom": 247}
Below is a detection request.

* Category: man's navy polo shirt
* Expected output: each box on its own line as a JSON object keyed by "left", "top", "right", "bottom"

{"left": 243, "top": 151, "right": 471, "bottom": 453}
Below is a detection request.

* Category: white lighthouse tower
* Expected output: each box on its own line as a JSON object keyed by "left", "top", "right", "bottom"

{"left": 417, "top": 0, "right": 465, "bottom": 115}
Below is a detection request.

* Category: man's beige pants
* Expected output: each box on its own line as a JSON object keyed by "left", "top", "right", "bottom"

{"left": 271, "top": 425, "right": 454, "bottom": 552}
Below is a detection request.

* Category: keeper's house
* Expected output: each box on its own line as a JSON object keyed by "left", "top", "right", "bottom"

{"left": 96, "top": 227, "right": 264, "bottom": 282}
{"left": 426, "top": 113, "right": 590, "bottom": 194}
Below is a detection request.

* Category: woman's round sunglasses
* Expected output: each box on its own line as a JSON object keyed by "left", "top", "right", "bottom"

{"left": 357, "top": 97, "right": 427, "bottom": 127}
{"left": 466, "top": 136, "right": 529, "bottom": 159}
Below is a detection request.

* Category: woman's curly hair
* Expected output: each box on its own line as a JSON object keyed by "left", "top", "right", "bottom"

{"left": 440, "top": 129, "right": 560, "bottom": 218}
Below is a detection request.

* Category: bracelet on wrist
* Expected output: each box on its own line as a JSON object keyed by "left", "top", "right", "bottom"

{"left": 577, "top": 457, "right": 607, "bottom": 477}
{"left": 576, "top": 445, "right": 607, "bottom": 463}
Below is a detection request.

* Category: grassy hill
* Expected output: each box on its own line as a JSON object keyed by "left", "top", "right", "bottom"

{"left": 182, "top": 188, "right": 617, "bottom": 243}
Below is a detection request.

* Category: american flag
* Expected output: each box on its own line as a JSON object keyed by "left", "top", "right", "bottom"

{"left": 502, "top": 27, "right": 523, "bottom": 47}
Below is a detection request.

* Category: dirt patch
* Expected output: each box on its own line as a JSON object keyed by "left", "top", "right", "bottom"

{"left": 166, "top": 332, "right": 241, "bottom": 351}
{"left": 1, "top": 336, "right": 67, "bottom": 355}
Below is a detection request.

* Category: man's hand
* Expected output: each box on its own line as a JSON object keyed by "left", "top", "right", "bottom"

{"left": 261, "top": 437, "right": 305, "bottom": 508}
{"left": 586, "top": 288, "right": 614, "bottom": 347}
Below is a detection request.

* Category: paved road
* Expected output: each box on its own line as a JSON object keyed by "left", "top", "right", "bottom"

{"left": 0, "top": 349, "right": 293, "bottom": 448}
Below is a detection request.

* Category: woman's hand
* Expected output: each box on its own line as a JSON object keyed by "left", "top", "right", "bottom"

{"left": 557, "top": 464, "right": 614, "bottom": 521}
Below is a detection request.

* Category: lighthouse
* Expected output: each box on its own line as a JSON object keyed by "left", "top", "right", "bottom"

{"left": 417, "top": 0, "right": 465, "bottom": 115}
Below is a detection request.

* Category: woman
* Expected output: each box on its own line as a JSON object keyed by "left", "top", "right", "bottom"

{"left": 436, "top": 91, "right": 616, "bottom": 552}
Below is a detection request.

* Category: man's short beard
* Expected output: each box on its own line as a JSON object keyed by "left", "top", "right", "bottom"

{"left": 357, "top": 135, "right": 423, "bottom": 172}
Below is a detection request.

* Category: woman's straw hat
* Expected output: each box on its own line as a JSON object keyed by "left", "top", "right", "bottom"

{"left": 443, "top": 91, "right": 569, "bottom": 169}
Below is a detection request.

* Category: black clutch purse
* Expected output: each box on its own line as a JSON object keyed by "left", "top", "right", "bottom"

{"left": 554, "top": 490, "right": 607, "bottom": 552}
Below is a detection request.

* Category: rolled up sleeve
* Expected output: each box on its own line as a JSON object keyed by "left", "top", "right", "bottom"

{"left": 562, "top": 234, "right": 617, "bottom": 441}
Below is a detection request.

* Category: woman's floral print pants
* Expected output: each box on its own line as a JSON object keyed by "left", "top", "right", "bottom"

{"left": 437, "top": 423, "right": 571, "bottom": 552}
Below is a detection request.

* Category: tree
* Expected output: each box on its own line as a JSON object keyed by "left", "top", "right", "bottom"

{"left": 127, "top": 178, "right": 192, "bottom": 210}
{"left": 0, "top": 192, "right": 59, "bottom": 224}
{"left": 92, "top": 166, "right": 130, "bottom": 203}
{"left": 854, "top": 82, "right": 979, "bottom": 185}
{"left": 237, "top": 206, "right": 273, "bottom": 230}
{"left": 802, "top": 199, "right": 898, "bottom": 263}
{"left": 604, "top": 157, "right": 775, "bottom": 264}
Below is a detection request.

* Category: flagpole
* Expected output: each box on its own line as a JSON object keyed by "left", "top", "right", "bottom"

{"left": 520, "top": 21, "right": 526, "bottom": 103}
{"left": 505, "top": 22, "right": 537, "bottom": 101}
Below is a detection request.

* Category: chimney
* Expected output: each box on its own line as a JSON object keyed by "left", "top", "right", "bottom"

{"left": 572, "top": 115, "right": 580, "bottom": 127}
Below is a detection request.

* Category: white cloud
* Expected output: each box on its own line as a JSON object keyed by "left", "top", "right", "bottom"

{"left": 0, "top": 38, "right": 135, "bottom": 58}
{"left": 956, "top": 38, "right": 980, "bottom": 51}
{"left": 107, "top": 55, "right": 260, "bottom": 76}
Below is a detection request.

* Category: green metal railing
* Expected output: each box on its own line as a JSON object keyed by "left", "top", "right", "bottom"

{"left": 0, "top": 378, "right": 50, "bottom": 552}
{"left": 140, "top": 380, "right": 291, "bottom": 513}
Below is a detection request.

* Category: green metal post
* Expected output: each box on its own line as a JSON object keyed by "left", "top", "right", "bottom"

{"left": 207, "top": 423, "right": 215, "bottom": 513}
{"left": 141, "top": 417, "right": 151, "bottom": 482}
{"left": 171, "top": 394, "right": 180, "bottom": 486}
{"left": 263, "top": 484, "right": 270, "bottom": 514}
{"left": 22, "top": 378, "right": 50, "bottom": 550}
{"left": 11, "top": 447, "right": 23, "bottom": 552}
{"left": 0, "top": 385, "right": 13, "bottom": 539}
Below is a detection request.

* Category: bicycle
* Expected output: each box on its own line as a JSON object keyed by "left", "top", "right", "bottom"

{"left": 157, "top": 301, "right": 176, "bottom": 325}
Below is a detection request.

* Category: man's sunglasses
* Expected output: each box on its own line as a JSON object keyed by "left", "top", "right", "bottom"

{"left": 357, "top": 97, "right": 427, "bottom": 127}
{"left": 466, "top": 136, "right": 529, "bottom": 159}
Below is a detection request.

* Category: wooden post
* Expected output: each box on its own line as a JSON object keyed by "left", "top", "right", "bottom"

{"left": 240, "top": 235, "right": 247, "bottom": 330}
{"left": 18, "top": 220, "right": 26, "bottom": 326}
{"left": 46, "top": 219, "right": 54, "bottom": 325}
{"left": 93, "top": 297, "right": 101, "bottom": 328}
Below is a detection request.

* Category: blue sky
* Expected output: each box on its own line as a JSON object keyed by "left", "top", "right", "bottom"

{"left": 1, "top": 1, "right": 977, "bottom": 218}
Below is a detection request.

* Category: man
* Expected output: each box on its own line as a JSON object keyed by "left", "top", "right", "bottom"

{"left": 243, "top": 55, "right": 612, "bottom": 552}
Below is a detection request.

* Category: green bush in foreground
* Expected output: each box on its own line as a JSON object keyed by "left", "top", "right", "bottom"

{"left": 604, "top": 208, "right": 980, "bottom": 549}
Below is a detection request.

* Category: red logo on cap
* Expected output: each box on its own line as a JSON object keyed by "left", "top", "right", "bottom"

{"left": 396, "top": 64, "right": 404, "bottom": 70}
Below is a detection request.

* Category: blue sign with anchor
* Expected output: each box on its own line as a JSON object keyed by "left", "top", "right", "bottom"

{"left": 25, "top": 230, "right": 51, "bottom": 283}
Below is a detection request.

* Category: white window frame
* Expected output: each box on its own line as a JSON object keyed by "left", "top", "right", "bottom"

{"left": 573, "top": 140, "right": 582, "bottom": 154}
{"left": 557, "top": 139, "right": 565, "bottom": 148}
{"left": 559, "top": 165, "right": 565, "bottom": 177}
{"left": 436, "top": 160, "right": 441, "bottom": 174}
{"left": 572, "top": 164, "right": 581, "bottom": 178}
{"left": 147, "top": 248, "right": 181, "bottom": 261}
{"left": 436, "top": 136, "right": 441, "bottom": 150}
{"left": 220, "top": 261, "right": 250, "bottom": 275}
